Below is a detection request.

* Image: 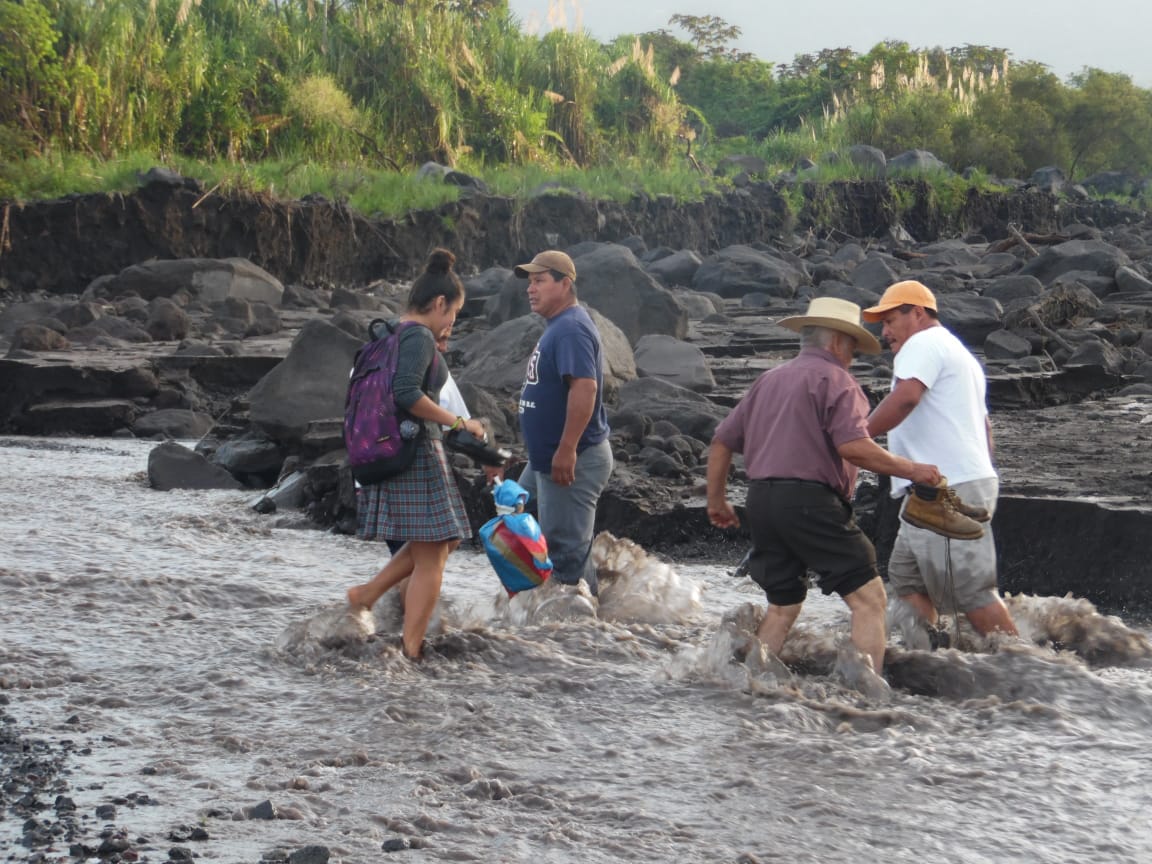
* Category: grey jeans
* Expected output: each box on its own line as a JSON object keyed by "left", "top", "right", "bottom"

{"left": 519, "top": 440, "right": 614, "bottom": 595}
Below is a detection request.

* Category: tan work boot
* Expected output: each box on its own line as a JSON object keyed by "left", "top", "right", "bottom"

{"left": 901, "top": 483, "right": 985, "bottom": 540}
{"left": 937, "top": 481, "right": 991, "bottom": 522}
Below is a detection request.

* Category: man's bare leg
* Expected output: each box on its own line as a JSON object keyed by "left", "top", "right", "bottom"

{"left": 756, "top": 602, "right": 803, "bottom": 659}
{"left": 401, "top": 540, "right": 459, "bottom": 658}
{"left": 347, "top": 543, "right": 415, "bottom": 611}
{"left": 964, "top": 597, "right": 1018, "bottom": 637}
{"left": 842, "top": 577, "right": 889, "bottom": 675}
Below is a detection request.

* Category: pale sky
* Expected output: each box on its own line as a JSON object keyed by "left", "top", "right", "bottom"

{"left": 508, "top": 0, "right": 1152, "bottom": 87}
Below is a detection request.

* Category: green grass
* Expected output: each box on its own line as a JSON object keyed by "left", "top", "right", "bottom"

{"left": 2, "top": 151, "right": 731, "bottom": 215}
{"left": 479, "top": 159, "right": 727, "bottom": 203}
{"left": 0, "top": 148, "right": 1121, "bottom": 223}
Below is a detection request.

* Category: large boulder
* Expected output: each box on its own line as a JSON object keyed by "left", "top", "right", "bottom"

{"left": 850, "top": 256, "right": 903, "bottom": 293}
{"left": 847, "top": 144, "right": 887, "bottom": 176}
{"left": 692, "top": 245, "right": 806, "bottom": 300}
{"left": 10, "top": 324, "right": 70, "bottom": 352}
{"left": 568, "top": 244, "right": 688, "bottom": 344}
{"left": 587, "top": 306, "right": 640, "bottom": 394}
{"left": 209, "top": 297, "right": 282, "bottom": 337}
{"left": 670, "top": 288, "right": 724, "bottom": 320}
{"left": 455, "top": 316, "right": 544, "bottom": 393}
{"left": 212, "top": 430, "right": 285, "bottom": 483}
{"left": 919, "top": 239, "right": 982, "bottom": 268}
{"left": 984, "top": 329, "right": 1033, "bottom": 361}
{"left": 146, "top": 297, "right": 190, "bottom": 341}
{"left": 886, "top": 149, "right": 950, "bottom": 177}
{"left": 486, "top": 244, "right": 687, "bottom": 344}
{"left": 94, "top": 257, "right": 285, "bottom": 306}
{"left": 975, "top": 251, "right": 1025, "bottom": 279}
{"left": 613, "top": 377, "right": 728, "bottom": 442}
{"left": 56, "top": 301, "right": 104, "bottom": 330}
{"left": 1064, "top": 337, "right": 1127, "bottom": 376}
{"left": 831, "top": 243, "right": 867, "bottom": 265}
{"left": 633, "top": 334, "right": 715, "bottom": 393}
{"left": 812, "top": 280, "right": 881, "bottom": 310}
{"left": 1019, "top": 240, "right": 1132, "bottom": 286}
{"left": 981, "top": 275, "right": 1045, "bottom": 305}
{"left": 462, "top": 267, "right": 512, "bottom": 317}
{"left": 0, "top": 301, "right": 64, "bottom": 339}
{"left": 1115, "top": 266, "right": 1152, "bottom": 295}
{"left": 937, "top": 294, "right": 1005, "bottom": 347}
{"left": 247, "top": 319, "right": 362, "bottom": 442}
{"left": 456, "top": 306, "right": 636, "bottom": 399}
{"left": 1028, "top": 166, "right": 1067, "bottom": 194}
{"left": 1080, "top": 171, "right": 1136, "bottom": 197}
{"left": 148, "top": 440, "right": 243, "bottom": 490}
{"left": 646, "top": 249, "right": 704, "bottom": 288}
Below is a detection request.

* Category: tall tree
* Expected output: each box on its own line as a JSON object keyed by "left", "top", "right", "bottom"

{"left": 1065, "top": 68, "right": 1152, "bottom": 177}
{"left": 668, "top": 14, "right": 745, "bottom": 61}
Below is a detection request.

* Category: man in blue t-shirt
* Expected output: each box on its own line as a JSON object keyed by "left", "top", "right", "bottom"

{"left": 515, "top": 250, "right": 613, "bottom": 594}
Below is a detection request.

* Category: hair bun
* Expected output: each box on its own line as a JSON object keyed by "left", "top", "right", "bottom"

{"left": 426, "top": 248, "right": 456, "bottom": 275}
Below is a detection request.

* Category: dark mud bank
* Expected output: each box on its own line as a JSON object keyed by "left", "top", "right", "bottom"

{"left": 2, "top": 178, "right": 1142, "bottom": 295}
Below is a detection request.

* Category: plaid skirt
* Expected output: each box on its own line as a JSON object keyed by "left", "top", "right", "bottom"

{"left": 356, "top": 437, "right": 471, "bottom": 543}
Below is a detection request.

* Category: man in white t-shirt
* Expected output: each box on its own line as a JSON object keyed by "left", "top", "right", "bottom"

{"left": 864, "top": 281, "right": 1018, "bottom": 638}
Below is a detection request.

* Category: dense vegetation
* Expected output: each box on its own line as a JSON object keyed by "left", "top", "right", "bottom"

{"left": 2, "top": 0, "right": 1151, "bottom": 211}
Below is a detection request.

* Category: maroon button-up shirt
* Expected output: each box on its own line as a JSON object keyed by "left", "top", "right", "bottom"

{"left": 712, "top": 347, "right": 872, "bottom": 501}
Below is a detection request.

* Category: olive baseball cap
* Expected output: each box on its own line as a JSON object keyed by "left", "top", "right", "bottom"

{"left": 862, "top": 280, "right": 938, "bottom": 322}
{"left": 514, "top": 250, "right": 576, "bottom": 281}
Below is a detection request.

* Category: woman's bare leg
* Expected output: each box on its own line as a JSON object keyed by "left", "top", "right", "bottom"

{"left": 347, "top": 543, "right": 415, "bottom": 610}
{"left": 401, "top": 540, "right": 459, "bottom": 658}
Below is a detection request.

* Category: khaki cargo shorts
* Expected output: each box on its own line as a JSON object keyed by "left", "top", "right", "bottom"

{"left": 887, "top": 477, "right": 1000, "bottom": 613}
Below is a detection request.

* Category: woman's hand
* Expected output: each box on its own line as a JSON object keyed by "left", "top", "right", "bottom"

{"left": 462, "top": 417, "right": 487, "bottom": 442}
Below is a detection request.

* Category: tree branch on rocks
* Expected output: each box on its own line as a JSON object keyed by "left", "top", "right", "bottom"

{"left": 988, "top": 225, "right": 1069, "bottom": 255}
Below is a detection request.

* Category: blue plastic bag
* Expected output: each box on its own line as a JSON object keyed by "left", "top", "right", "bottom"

{"left": 479, "top": 480, "right": 553, "bottom": 596}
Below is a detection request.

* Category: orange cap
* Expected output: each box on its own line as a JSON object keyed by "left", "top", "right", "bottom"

{"left": 861, "top": 280, "right": 938, "bottom": 322}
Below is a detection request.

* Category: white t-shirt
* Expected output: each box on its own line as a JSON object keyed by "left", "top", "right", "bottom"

{"left": 886, "top": 325, "right": 995, "bottom": 497}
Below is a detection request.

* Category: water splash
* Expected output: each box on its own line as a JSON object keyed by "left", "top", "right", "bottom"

{"left": 592, "top": 531, "right": 703, "bottom": 624}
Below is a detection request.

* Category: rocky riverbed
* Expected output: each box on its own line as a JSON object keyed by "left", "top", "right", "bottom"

{"left": 2, "top": 179, "right": 1151, "bottom": 598}
{"left": 3, "top": 178, "right": 1152, "bottom": 862}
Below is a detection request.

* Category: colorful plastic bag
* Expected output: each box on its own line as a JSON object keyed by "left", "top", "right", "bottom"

{"left": 479, "top": 480, "right": 553, "bottom": 596}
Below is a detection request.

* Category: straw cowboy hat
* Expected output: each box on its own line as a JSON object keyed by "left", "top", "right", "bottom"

{"left": 776, "top": 297, "right": 882, "bottom": 354}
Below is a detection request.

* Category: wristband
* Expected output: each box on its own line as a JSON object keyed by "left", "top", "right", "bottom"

{"left": 450, "top": 416, "right": 464, "bottom": 431}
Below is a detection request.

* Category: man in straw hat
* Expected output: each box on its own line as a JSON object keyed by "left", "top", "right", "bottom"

{"left": 514, "top": 250, "right": 613, "bottom": 596}
{"left": 863, "top": 280, "right": 1019, "bottom": 639}
{"left": 707, "top": 296, "right": 942, "bottom": 679}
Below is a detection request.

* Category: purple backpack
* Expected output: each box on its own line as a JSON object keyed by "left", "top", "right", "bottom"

{"left": 343, "top": 320, "right": 438, "bottom": 485}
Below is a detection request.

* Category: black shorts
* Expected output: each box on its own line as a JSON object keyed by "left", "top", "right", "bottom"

{"left": 745, "top": 479, "right": 878, "bottom": 607}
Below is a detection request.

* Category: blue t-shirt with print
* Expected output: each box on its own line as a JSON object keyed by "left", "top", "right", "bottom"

{"left": 519, "top": 305, "right": 610, "bottom": 473}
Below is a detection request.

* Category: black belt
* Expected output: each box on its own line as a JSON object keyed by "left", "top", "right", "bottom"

{"left": 754, "top": 478, "right": 829, "bottom": 487}
{"left": 752, "top": 477, "right": 847, "bottom": 503}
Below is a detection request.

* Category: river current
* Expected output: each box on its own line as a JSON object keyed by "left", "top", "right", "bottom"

{"left": 2, "top": 436, "right": 1151, "bottom": 863}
